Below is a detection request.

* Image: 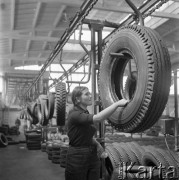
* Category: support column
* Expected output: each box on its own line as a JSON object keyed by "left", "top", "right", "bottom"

{"left": 174, "top": 69, "right": 179, "bottom": 151}
{"left": 2, "top": 74, "right": 6, "bottom": 108}
{"left": 89, "top": 22, "right": 106, "bottom": 180}
{"left": 39, "top": 77, "right": 43, "bottom": 94}
{"left": 43, "top": 79, "right": 48, "bottom": 94}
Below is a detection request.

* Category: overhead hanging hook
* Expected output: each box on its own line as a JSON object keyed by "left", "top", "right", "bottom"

{"left": 66, "top": 23, "right": 92, "bottom": 84}
{"left": 78, "top": 64, "right": 87, "bottom": 86}
{"left": 125, "top": 0, "right": 144, "bottom": 26}
{"left": 58, "top": 50, "right": 71, "bottom": 93}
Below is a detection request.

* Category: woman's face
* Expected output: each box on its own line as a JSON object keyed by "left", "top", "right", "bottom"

{"left": 78, "top": 88, "right": 92, "bottom": 107}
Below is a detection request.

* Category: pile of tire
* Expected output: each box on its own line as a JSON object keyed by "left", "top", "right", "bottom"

{"left": 41, "top": 142, "right": 46, "bottom": 152}
{"left": 141, "top": 145, "right": 179, "bottom": 179}
{"left": 25, "top": 131, "right": 42, "bottom": 150}
{"left": 59, "top": 143, "right": 69, "bottom": 168}
{"left": 105, "top": 142, "right": 179, "bottom": 179}
{"left": 0, "top": 125, "right": 9, "bottom": 135}
{"left": 46, "top": 141, "right": 53, "bottom": 160}
{"left": 105, "top": 142, "right": 144, "bottom": 176}
{"left": 51, "top": 141, "right": 62, "bottom": 164}
{"left": 0, "top": 133, "right": 8, "bottom": 147}
{"left": 8, "top": 126, "right": 20, "bottom": 135}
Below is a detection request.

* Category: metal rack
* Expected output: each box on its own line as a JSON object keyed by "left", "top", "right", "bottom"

{"left": 21, "top": 0, "right": 179, "bottom": 178}
{"left": 173, "top": 69, "right": 179, "bottom": 151}
{"left": 23, "top": 0, "right": 165, "bottom": 99}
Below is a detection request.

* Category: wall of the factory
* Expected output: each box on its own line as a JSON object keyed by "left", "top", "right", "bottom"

{"left": 3, "top": 109, "right": 20, "bottom": 126}
{"left": 1, "top": 109, "right": 26, "bottom": 135}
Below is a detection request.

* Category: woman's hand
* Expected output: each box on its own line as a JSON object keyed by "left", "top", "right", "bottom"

{"left": 116, "top": 99, "right": 129, "bottom": 107}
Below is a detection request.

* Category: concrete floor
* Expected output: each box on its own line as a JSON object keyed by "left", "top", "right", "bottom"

{"left": 0, "top": 143, "right": 65, "bottom": 180}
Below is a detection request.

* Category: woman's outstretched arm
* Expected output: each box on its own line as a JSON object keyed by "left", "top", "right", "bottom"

{"left": 93, "top": 99, "right": 128, "bottom": 123}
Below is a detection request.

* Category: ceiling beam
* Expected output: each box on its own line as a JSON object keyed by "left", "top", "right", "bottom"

{"left": 2, "top": 50, "right": 84, "bottom": 56}
{"left": 152, "top": 11, "right": 179, "bottom": 20}
{"left": 2, "top": 33, "right": 91, "bottom": 45}
{"left": 162, "top": 26, "right": 179, "bottom": 37}
{"left": 0, "top": 27, "right": 66, "bottom": 34}
{"left": 93, "top": 3, "right": 179, "bottom": 20}
{"left": 0, "top": 26, "right": 111, "bottom": 35}
{"left": 1, "top": 50, "right": 83, "bottom": 59}
{"left": 20, "top": 0, "right": 83, "bottom": 6}
{"left": 32, "top": 2, "right": 42, "bottom": 28}
{"left": 41, "top": 5, "right": 66, "bottom": 56}
{"left": 26, "top": 2, "right": 42, "bottom": 56}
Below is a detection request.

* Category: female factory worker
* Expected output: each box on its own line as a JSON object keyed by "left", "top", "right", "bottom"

{"left": 65, "top": 86, "right": 128, "bottom": 180}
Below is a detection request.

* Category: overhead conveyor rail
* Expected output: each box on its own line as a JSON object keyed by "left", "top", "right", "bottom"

{"left": 47, "top": 0, "right": 169, "bottom": 91}
{"left": 24, "top": 0, "right": 99, "bottom": 96}
{"left": 24, "top": 0, "right": 169, "bottom": 98}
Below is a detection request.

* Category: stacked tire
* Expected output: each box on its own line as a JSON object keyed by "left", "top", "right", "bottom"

{"left": 51, "top": 141, "right": 61, "bottom": 164}
{"left": 25, "top": 131, "right": 42, "bottom": 150}
{"left": 46, "top": 141, "right": 53, "bottom": 160}
{"left": 59, "top": 144, "right": 69, "bottom": 168}
{"left": 41, "top": 142, "right": 46, "bottom": 152}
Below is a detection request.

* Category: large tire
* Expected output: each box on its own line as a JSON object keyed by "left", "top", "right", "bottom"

{"left": 38, "top": 95, "right": 49, "bottom": 126}
{"left": 47, "top": 92, "right": 55, "bottom": 119}
{"left": 142, "top": 150, "right": 170, "bottom": 179}
{"left": 26, "top": 102, "right": 37, "bottom": 119}
{"left": 98, "top": 24, "right": 171, "bottom": 133}
{"left": 105, "top": 145, "right": 121, "bottom": 175}
{"left": 127, "top": 142, "right": 145, "bottom": 164}
{"left": 56, "top": 82, "right": 66, "bottom": 126}
{"left": 112, "top": 142, "right": 130, "bottom": 164}
{"left": 0, "top": 133, "right": 8, "bottom": 147}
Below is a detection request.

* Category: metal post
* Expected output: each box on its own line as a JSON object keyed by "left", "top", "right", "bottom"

{"left": 97, "top": 25, "right": 104, "bottom": 140}
{"left": 90, "top": 24, "right": 97, "bottom": 114}
{"left": 43, "top": 79, "right": 48, "bottom": 94}
{"left": 89, "top": 22, "right": 106, "bottom": 180}
{"left": 39, "top": 77, "right": 43, "bottom": 94}
{"left": 173, "top": 70, "right": 179, "bottom": 151}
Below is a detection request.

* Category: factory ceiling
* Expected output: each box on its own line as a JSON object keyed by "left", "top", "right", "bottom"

{"left": 0, "top": 0, "right": 179, "bottom": 105}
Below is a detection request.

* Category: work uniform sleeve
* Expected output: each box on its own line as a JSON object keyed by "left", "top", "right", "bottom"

{"left": 70, "top": 111, "right": 94, "bottom": 125}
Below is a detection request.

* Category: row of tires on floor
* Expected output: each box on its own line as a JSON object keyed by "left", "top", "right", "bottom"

{"left": 24, "top": 132, "right": 179, "bottom": 179}
{"left": 107, "top": 142, "right": 179, "bottom": 179}
{"left": 41, "top": 140, "right": 68, "bottom": 168}
{"left": 25, "top": 131, "right": 68, "bottom": 168}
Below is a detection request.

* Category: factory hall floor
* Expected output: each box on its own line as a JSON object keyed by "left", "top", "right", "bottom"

{"left": 0, "top": 143, "right": 65, "bottom": 180}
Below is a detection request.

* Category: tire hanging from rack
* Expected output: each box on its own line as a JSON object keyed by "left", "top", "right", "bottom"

{"left": 34, "top": 95, "right": 49, "bottom": 126}
{"left": 47, "top": 92, "right": 55, "bottom": 119}
{"left": 55, "top": 82, "right": 66, "bottom": 126}
{"left": 98, "top": 24, "right": 171, "bottom": 133}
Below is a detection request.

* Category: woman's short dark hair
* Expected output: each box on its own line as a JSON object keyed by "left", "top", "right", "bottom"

{"left": 71, "top": 86, "right": 88, "bottom": 105}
